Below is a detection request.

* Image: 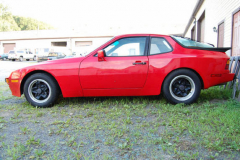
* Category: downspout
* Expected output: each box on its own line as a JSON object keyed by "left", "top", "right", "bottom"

{"left": 183, "top": 0, "right": 204, "bottom": 37}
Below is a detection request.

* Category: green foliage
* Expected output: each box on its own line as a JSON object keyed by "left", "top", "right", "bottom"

{"left": 13, "top": 16, "right": 54, "bottom": 31}
{"left": 0, "top": 3, "right": 20, "bottom": 31}
{"left": 0, "top": 3, "right": 54, "bottom": 32}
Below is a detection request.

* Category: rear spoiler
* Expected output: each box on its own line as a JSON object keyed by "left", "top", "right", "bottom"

{"left": 187, "top": 47, "right": 231, "bottom": 52}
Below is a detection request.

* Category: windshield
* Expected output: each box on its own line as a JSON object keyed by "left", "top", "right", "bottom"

{"left": 88, "top": 37, "right": 115, "bottom": 56}
{"left": 17, "top": 51, "right": 24, "bottom": 53}
{"left": 48, "top": 52, "right": 58, "bottom": 57}
{"left": 172, "top": 36, "right": 213, "bottom": 48}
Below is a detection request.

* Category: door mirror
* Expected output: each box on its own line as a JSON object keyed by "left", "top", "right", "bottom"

{"left": 97, "top": 50, "right": 106, "bottom": 61}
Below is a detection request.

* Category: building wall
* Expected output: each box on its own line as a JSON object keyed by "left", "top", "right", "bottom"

{"left": 184, "top": 0, "right": 240, "bottom": 55}
{"left": 0, "top": 37, "right": 112, "bottom": 55}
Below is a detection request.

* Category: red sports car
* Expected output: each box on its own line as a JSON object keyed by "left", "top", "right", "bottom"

{"left": 5, "top": 34, "right": 234, "bottom": 107}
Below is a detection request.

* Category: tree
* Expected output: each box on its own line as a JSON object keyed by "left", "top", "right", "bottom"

{"left": 0, "top": 3, "right": 20, "bottom": 31}
{"left": 13, "top": 16, "right": 54, "bottom": 31}
{"left": 0, "top": 3, "right": 54, "bottom": 32}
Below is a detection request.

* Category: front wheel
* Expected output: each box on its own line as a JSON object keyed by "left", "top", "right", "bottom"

{"left": 23, "top": 73, "right": 60, "bottom": 107}
{"left": 19, "top": 57, "right": 23, "bottom": 62}
{"left": 162, "top": 69, "right": 201, "bottom": 104}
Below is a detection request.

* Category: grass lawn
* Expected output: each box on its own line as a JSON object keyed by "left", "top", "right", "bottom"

{"left": 0, "top": 82, "right": 240, "bottom": 159}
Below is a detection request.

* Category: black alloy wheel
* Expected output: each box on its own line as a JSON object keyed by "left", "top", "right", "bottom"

{"left": 24, "top": 73, "right": 60, "bottom": 107}
{"left": 162, "top": 69, "right": 201, "bottom": 104}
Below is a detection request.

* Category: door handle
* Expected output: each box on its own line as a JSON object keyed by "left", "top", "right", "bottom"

{"left": 133, "top": 62, "right": 146, "bottom": 65}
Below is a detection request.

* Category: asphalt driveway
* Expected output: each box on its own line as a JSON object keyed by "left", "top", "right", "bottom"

{"left": 0, "top": 60, "right": 37, "bottom": 81}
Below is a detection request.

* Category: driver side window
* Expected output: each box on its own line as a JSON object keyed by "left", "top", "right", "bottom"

{"left": 104, "top": 37, "right": 146, "bottom": 57}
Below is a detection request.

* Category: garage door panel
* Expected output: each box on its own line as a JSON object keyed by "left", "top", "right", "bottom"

{"left": 3, "top": 43, "right": 16, "bottom": 53}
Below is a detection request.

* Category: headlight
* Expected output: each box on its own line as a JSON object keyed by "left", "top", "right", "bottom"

{"left": 11, "top": 70, "right": 21, "bottom": 79}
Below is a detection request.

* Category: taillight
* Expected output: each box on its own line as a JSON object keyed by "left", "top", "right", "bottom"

{"left": 225, "top": 59, "right": 230, "bottom": 69}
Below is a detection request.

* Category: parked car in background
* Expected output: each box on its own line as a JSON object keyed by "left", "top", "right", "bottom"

{"left": 8, "top": 50, "right": 36, "bottom": 61}
{"left": 0, "top": 53, "right": 8, "bottom": 60}
{"left": 37, "top": 52, "right": 66, "bottom": 62}
{"left": 72, "top": 52, "right": 85, "bottom": 57}
{"left": 64, "top": 55, "right": 75, "bottom": 59}
{"left": 5, "top": 34, "right": 234, "bottom": 107}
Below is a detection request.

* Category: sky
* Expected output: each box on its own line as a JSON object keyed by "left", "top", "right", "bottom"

{"left": 0, "top": 0, "right": 198, "bottom": 35}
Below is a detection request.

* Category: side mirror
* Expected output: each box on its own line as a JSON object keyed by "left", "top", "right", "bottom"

{"left": 97, "top": 50, "right": 106, "bottom": 61}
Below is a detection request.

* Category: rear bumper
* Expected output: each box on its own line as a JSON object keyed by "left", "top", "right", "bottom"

{"left": 220, "top": 73, "right": 235, "bottom": 83}
{"left": 205, "top": 73, "right": 235, "bottom": 88}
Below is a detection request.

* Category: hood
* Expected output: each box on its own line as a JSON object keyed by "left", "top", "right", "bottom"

{"left": 9, "top": 57, "right": 86, "bottom": 79}
{"left": 27, "top": 56, "right": 85, "bottom": 68}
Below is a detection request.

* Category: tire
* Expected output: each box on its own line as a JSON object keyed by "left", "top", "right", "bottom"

{"left": 19, "top": 57, "right": 23, "bottom": 62}
{"left": 3, "top": 58, "right": 6, "bottom": 61}
{"left": 162, "top": 69, "right": 201, "bottom": 104}
{"left": 33, "top": 56, "right": 36, "bottom": 61}
{"left": 12, "top": 59, "right": 15, "bottom": 61}
{"left": 23, "top": 73, "right": 60, "bottom": 107}
{"left": 26, "top": 59, "right": 29, "bottom": 61}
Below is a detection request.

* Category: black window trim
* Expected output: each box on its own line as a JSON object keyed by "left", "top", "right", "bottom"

{"left": 147, "top": 37, "right": 173, "bottom": 56}
{"left": 94, "top": 36, "right": 149, "bottom": 57}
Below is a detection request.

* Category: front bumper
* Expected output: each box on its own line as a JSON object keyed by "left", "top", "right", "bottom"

{"left": 5, "top": 78, "right": 22, "bottom": 97}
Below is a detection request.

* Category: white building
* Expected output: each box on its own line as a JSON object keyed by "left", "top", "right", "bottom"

{"left": 184, "top": 0, "right": 240, "bottom": 56}
{"left": 0, "top": 30, "right": 113, "bottom": 56}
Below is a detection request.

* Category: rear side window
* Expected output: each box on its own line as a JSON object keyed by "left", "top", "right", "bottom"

{"left": 17, "top": 51, "right": 24, "bottom": 54}
{"left": 9, "top": 51, "right": 15, "bottom": 54}
{"left": 150, "top": 38, "right": 172, "bottom": 55}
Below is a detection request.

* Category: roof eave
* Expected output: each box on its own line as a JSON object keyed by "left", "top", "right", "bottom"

{"left": 183, "top": 0, "right": 204, "bottom": 37}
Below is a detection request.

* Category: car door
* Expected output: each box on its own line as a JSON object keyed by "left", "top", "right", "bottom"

{"left": 80, "top": 37, "right": 149, "bottom": 89}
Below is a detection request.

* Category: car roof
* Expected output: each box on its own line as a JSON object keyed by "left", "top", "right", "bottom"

{"left": 114, "top": 34, "right": 170, "bottom": 39}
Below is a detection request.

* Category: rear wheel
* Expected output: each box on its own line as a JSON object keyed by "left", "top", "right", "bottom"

{"left": 12, "top": 59, "right": 15, "bottom": 61}
{"left": 162, "top": 69, "right": 201, "bottom": 104}
{"left": 23, "top": 73, "right": 60, "bottom": 107}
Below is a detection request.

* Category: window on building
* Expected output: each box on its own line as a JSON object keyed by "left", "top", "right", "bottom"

{"left": 75, "top": 41, "right": 92, "bottom": 47}
{"left": 197, "top": 11, "right": 205, "bottom": 42}
{"left": 232, "top": 10, "right": 240, "bottom": 56}
{"left": 51, "top": 42, "right": 67, "bottom": 47}
{"left": 217, "top": 22, "right": 224, "bottom": 47}
{"left": 191, "top": 25, "right": 196, "bottom": 41}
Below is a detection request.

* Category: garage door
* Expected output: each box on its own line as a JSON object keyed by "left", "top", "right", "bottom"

{"left": 3, "top": 43, "right": 16, "bottom": 53}
{"left": 232, "top": 10, "right": 240, "bottom": 56}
